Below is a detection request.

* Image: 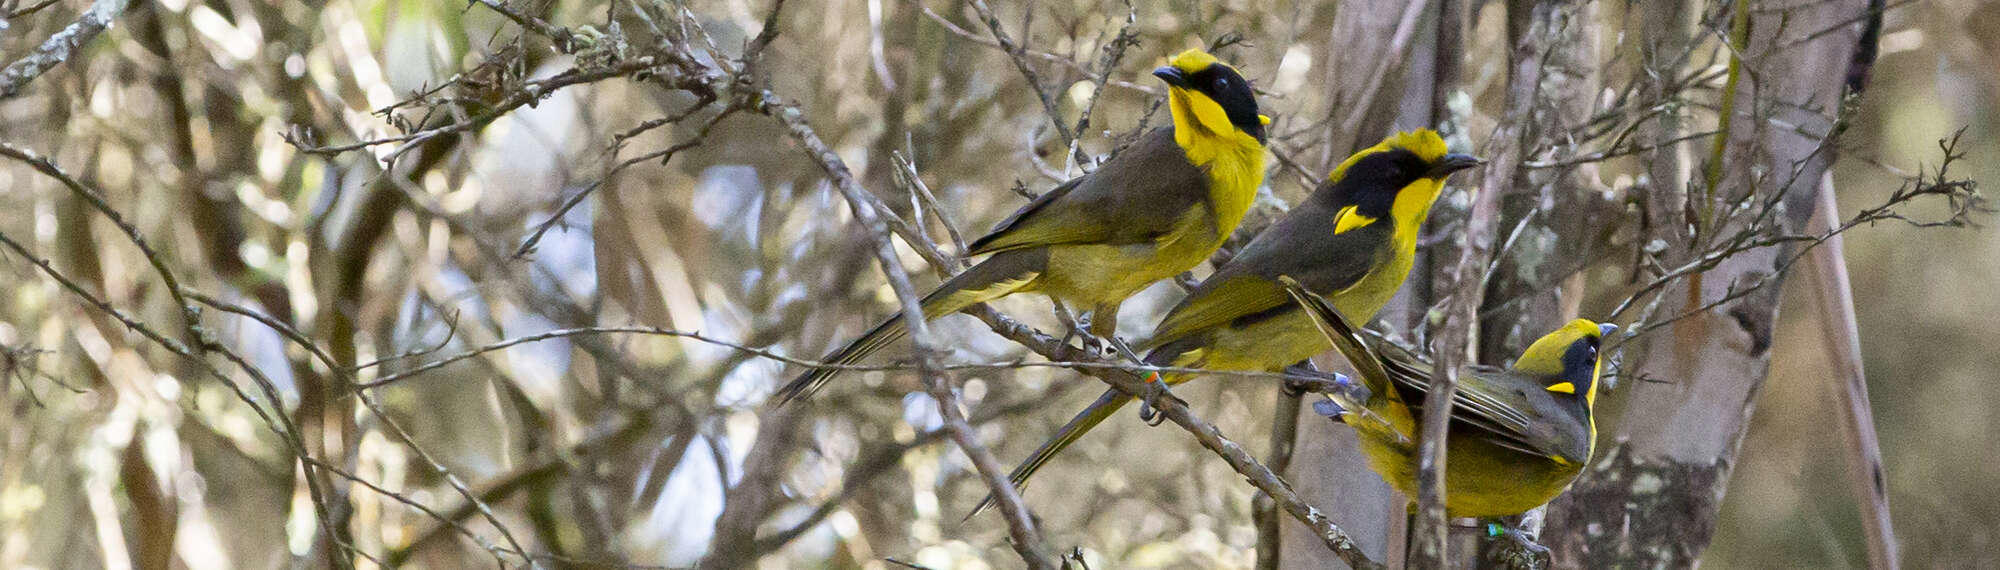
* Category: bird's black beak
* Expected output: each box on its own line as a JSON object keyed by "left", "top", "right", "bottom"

{"left": 1597, "top": 323, "right": 1620, "bottom": 338}
{"left": 1153, "top": 66, "right": 1190, "bottom": 89}
{"left": 1427, "top": 153, "right": 1484, "bottom": 178}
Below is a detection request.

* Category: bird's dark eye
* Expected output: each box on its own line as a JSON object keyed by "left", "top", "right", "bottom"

{"left": 1212, "top": 76, "right": 1231, "bottom": 92}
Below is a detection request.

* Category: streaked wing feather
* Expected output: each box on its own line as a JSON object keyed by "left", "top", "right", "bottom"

{"left": 1279, "top": 276, "right": 1395, "bottom": 396}
{"left": 968, "top": 128, "right": 1208, "bottom": 254}
{"left": 1373, "top": 343, "right": 1560, "bottom": 457}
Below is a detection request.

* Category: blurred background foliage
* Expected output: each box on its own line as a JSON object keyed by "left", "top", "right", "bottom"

{"left": 0, "top": 0, "right": 1992, "bottom": 567}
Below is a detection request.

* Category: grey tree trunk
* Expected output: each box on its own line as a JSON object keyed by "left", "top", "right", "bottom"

{"left": 1281, "top": 0, "right": 1878, "bottom": 567}
{"left": 1541, "top": 0, "right": 1872, "bottom": 566}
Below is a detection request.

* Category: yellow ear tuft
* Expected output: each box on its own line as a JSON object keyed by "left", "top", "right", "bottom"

{"left": 1546, "top": 382, "right": 1576, "bottom": 394}
{"left": 1259, "top": 114, "right": 1272, "bottom": 125}
{"left": 1333, "top": 205, "right": 1377, "bottom": 234}
{"left": 1168, "top": 49, "right": 1222, "bottom": 74}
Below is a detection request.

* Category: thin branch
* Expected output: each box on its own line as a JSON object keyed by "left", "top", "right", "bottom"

{"left": 0, "top": 0, "right": 130, "bottom": 98}
{"left": 350, "top": 324, "right": 1347, "bottom": 392}
{"left": 467, "top": 0, "right": 577, "bottom": 51}
{"left": 2, "top": 0, "right": 62, "bottom": 20}
{"left": 965, "top": 305, "right": 1384, "bottom": 569}
{"left": 0, "top": 142, "right": 201, "bottom": 341}
{"left": 893, "top": 150, "right": 970, "bottom": 258}
{"left": 1066, "top": 0, "right": 1138, "bottom": 169}
{"left": 965, "top": 0, "right": 1077, "bottom": 149}
{"left": 1614, "top": 130, "right": 1984, "bottom": 348}
{"left": 286, "top": 57, "right": 685, "bottom": 161}
{"left": 515, "top": 106, "right": 738, "bottom": 259}
{"left": 752, "top": 394, "right": 1057, "bottom": 553}
{"left": 0, "top": 230, "right": 351, "bottom": 567}
{"left": 758, "top": 86, "right": 1060, "bottom": 568}
{"left": 918, "top": 4, "right": 1158, "bottom": 96}
{"left": 1256, "top": 381, "right": 1306, "bottom": 570}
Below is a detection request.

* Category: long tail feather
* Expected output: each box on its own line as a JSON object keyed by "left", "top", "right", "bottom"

{"left": 968, "top": 387, "right": 1131, "bottom": 519}
{"left": 775, "top": 250, "right": 1046, "bottom": 405}
{"left": 1277, "top": 275, "right": 1394, "bottom": 395}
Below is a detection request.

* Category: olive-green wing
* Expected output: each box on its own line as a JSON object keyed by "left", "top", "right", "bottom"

{"left": 1139, "top": 272, "right": 1288, "bottom": 351}
{"left": 967, "top": 128, "right": 1208, "bottom": 255}
{"left": 1278, "top": 272, "right": 1592, "bottom": 462}
{"left": 1456, "top": 367, "right": 1591, "bottom": 464}
{"left": 1380, "top": 355, "right": 1589, "bottom": 463}
{"left": 1140, "top": 200, "right": 1391, "bottom": 350}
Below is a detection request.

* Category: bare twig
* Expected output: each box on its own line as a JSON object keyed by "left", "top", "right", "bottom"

{"left": 0, "top": 142, "right": 200, "bottom": 341}
{"left": 515, "top": 106, "right": 738, "bottom": 259}
{"left": 753, "top": 394, "right": 1058, "bottom": 553}
{"left": 287, "top": 57, "right": 689, "bottom": 161}
{"left": 1067, "top": 0, "right": 1139, "bottom": 168}
{"left": 965, "top": 0, "right": 1077, "bottom": 149}
{"left": 0, "top": 0, "right": 130, "bottom": 98}
{"left": 965, "top": 306, "right": 1385, "bottom": 569}
{"left": 1256, "top": 384, "right": 1306, "bottom": 570}
{"left": 893, "top": 151, "right": 971, "bottom": 258}
{"left": 0, "top": 231, "right": 350, "bottom": 567}
{"left": 761, "top": 87, "right": 1059, "bottom": 568}
{"left": 1610, "top": 131, "right": 1985, "bottom": 336}
{"left": 919, "top": 4, "right": 1157, "bottom": 96}
{"left": 189, "top": 278, "right": 534, "bottom": 565}
{"left": 467, "top": 0, "right": 577, "bottom": 51}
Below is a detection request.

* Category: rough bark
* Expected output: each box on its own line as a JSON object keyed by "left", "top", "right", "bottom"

{"left": 1541, "top": 1, "right": 1869, "bottom": 566}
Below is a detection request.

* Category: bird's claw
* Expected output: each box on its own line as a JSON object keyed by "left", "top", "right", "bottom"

{"left": 1085, "top": 335, "right": 1117, "bottom": 359}
{"left": 1061, "top": 317, "right": 1120, "bottom": 359}
{"left": 1136, "top": 374, "right": 1173, "bottom": 426}
{"left": 1484, "top": 522, "right": 1552, "bottom": 570}
{"left": 1279, "top": 361, "right": 1328, "bottom": 396}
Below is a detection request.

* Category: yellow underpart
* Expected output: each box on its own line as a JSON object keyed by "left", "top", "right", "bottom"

{"left": 1333, "top": 205, "right": 1376, "bottom": 234}
{"left": 1039, "top": 210, "right": 1220, "bottom": 308}
{"left": 1029, "top": 49, "right": 1265, "bottom": 325}
{"left": 1321, "top": 176, "right": 1445, "bottom": 324}
{"left": 1170, "top": 88, "right": 1238, "bottom": 145}
{"left": 1326, "top": 129, "right": 1452, "bottom": 184}
{"left": 1354, "top": 406, "right": 1584, "bottom": 518}
{"left": 1161, "top": 65, "right": 1264, "bottom": 262}
{"left": 1545, "top": 382, "right": 1575, "bottom": 394}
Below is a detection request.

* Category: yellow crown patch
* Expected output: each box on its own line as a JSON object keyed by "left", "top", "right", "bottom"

{"left": 1168, "top": 49, "right": 1222, "bottom": 74}
{"left": 1326, "top": 128, "right": 1452, "bottom": 183}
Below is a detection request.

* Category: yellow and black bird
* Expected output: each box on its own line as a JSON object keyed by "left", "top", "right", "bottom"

{"left": 777, "top": 48, "right": 1270, "bottom": 403}
{"left": 993, "top": 129, "right": 1480, "bottom": 493}
{"left": 1279, "top": 277, "right": 1611, "bottom": 519}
